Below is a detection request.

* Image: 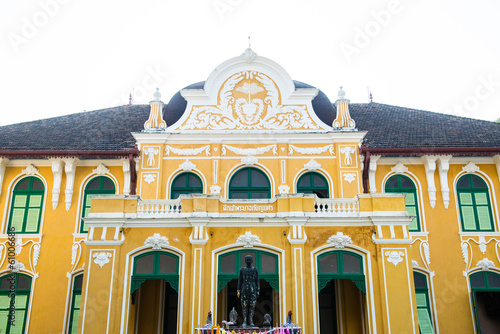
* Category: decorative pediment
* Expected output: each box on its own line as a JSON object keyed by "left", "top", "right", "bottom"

{"left": 168, "top": 50, "right": 331, "bottom": 132}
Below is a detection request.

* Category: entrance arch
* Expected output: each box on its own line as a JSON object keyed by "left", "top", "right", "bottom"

{"left": 216, "top": 249, "right": 280, "bottom": 327}
{"left": 130, "top": 251, "right": 180, "bottom": 334}
{"left": 317, "top": 250, "right": 367, "bottom": 334}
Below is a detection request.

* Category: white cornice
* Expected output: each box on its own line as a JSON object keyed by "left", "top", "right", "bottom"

{"left": 132, "top": 131, "right": 367, "bottom": 144}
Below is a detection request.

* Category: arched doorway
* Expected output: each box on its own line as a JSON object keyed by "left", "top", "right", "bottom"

{"left": 317, "top": 250, "right": 367, "bottom": 334}
{"left": 470, "top": 271, "right": 500, "bottom": 333}
{"left": 130, "top": 251, "right": 180, "bottom": 334}
{"left": 217, "top": 249, "right": 279, "bottom": 327}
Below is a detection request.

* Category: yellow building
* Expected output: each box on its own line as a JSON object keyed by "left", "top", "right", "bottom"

{"left": 0, "top": 48, "right": 500, "bottom": 333}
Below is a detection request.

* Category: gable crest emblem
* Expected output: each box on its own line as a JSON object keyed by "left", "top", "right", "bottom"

{"left": 179, "top": 70, "right": 322, "bottom": 131}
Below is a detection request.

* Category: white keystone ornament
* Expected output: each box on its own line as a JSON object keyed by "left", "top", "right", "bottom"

{"left": 476, "top": 258, "right": 495, "bottom": 271}
{"left": 9, "top": 260, "right": 25, "bottom": 273}
{"left": 304, "top": 159, "right": 321, "bottom": 171}
{"left": 327, "top": 232, "right": 352, "bottom": 248}
{"left": 179, "top": 159, "right": 196, "bottom": 171}
{"left": 236, "top": 232, "right": 261, "bottom": 248}
{"left": 144, "top": 233, "right": 169, "bottom": 250}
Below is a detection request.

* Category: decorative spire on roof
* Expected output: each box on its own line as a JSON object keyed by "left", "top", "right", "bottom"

{"left": 241, "top": 36, "right": 257, "bottom": 63}
{"left": 332, "top": 86, "right": 356, "bottom": 131}
{"left": 143, "top": 88, "right": 167, "bottom": 132}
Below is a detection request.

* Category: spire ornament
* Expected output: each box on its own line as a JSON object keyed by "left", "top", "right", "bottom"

{"left": 332, "top": 86, "right": 356, "bottom": 130}
{"left": 144, "top": 88, "right": 167, "bottom": 132}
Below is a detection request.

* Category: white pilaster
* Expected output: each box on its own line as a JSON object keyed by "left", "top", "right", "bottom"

{"left": 437, "top": 155, "right": 452, "bottom": 209}
{"left": 50, "top": 159, "right": 64, "bottom": 210}
{"left": 422, "top": 156, "right": 438, "bottom": 209}
{"left": 64, "top": 158, "right": 79, "bottom": 211}
{"left": 122, "top": 158, "right": 131, "bottom": 195}
{"left": 369, "top": 155, "right": 381, "bottom": 193}
{"left": 494, "top": 155, "right": 500, "bottom": 184}
{"left": 0, "top": 158, "right": 9, "bottom": 195}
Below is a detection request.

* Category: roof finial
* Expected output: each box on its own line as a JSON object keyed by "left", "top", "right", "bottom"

{"left": 369, "top": 91, "right": 373, "bottom": 103}
{"left": 338, "top": 86, "right": 346, "bottom": 99}
{"left": 153, "top": 87, "right": 161, "bottom": 101}
{"left": 128, "top": 93, "right": 132, "bottom": 105}
{"left": 241, "top": 39, "right": 257, "bottom": 64}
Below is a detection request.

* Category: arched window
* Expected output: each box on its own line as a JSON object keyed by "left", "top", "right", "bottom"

{"left": 229, "top": 167, "right": 271, "bottom": 199}
{"left": 470, "top": 271, "right": 500, "bottom": 331}
{"left": 8, "top": 177, "right": 44, "bottom": 234}
{"left": 68, "top": 274, "right": 83, "bottom": 334}
{"left": 317, "top": 251, "right": 365, "bottom": 293}
{"left": 457, "top": 174, "right": 494, "bottom": 232}
{"left": 297, "top": 172, "right": 329, "bottom": 198}
{"left": 80, "top": 176, "right": 115, "bottom": 233}
{"left": 414, "top": 272, "right": 434, "bottom": 333}
{"left": 131, "top": 252, "right": 179, "bottom": 294}
{"left": 385, "top": 175, "right": 421, "bottom": 232}
{"left": 170, "top": 172, "right": 203, "bottom": 199}
{"left": 0, "top": 274, "right": 32, "bottom": 333}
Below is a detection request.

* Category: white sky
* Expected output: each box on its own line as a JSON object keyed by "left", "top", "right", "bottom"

{"left": 1, "top": 0, "right": 499, "bottom": 126}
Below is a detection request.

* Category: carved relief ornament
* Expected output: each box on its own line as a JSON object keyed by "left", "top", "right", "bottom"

{"left": 144, "top": 233, "right": 169, "bottom": 250}
{"left": 288, "top": 144, "right": 334, "bottom": 155}
{"left": 236, "top": 232, "right": 261, "bottom": 248}
{"left": 327, "top": 232, "right": 352, "bottom": 249}
{"left": 179, "top": 71, "right": 321, "bottom": 131}
{"left": 385, "top": 251, "right": 404, "bottom": 266}
{"left": 93, "top": 252, "right": 112, "bottom": 268}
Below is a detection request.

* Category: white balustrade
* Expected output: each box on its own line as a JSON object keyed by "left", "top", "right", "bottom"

{"left": 137, "top": 199, "right": 182, "bottom": 217}
{"left": 314, "top": 198, "right": 359, "bottom": 216}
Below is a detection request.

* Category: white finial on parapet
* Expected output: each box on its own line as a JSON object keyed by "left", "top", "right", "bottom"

{"left": 153, "top": 87, "right": 161, "bottom": 101}
{"left": 144, "top": 88, "right": 167, "bottom": 131}
{"left": 338, "top": 86, "right": 346, "bottom": 99}
{"left": 332, "top": 86, "right": 356, "bottom": 130}
{"left": 241, "top": 37, "right": 257, "bottom": 64}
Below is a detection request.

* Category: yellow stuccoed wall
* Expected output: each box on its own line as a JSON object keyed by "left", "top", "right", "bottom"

{"left": 2, "top": 147, "right": 497, "bottom": 334}
{"left": 0, "top": 162, "right": 127, "bottom": 333}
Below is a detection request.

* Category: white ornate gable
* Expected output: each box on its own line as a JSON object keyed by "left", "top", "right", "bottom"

{"left": 168, "top": 50, "right": 331, "bottom": 132}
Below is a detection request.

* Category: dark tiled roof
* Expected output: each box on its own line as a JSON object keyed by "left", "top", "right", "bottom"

{"left": 1, "top": 99, "right": 500, "bottom": 155}
{"left": 350, "top": 103, "right": 500, "bottom": 149}
{"left": 0, "top": 105, "right": 148, "bottom": 152}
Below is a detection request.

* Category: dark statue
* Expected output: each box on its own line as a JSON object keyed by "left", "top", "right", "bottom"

{"left": 237, "top": 255, "right": 260, "bottom": 328}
